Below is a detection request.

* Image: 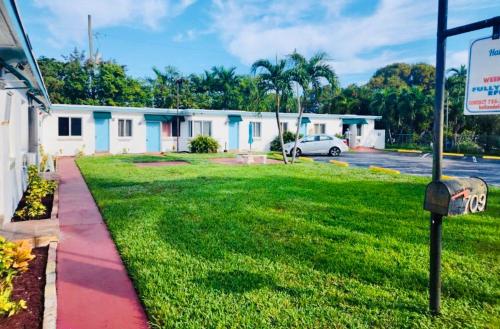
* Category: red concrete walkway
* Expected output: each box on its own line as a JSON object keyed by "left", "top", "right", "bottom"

{"left": 56, "top": 157, "right": 149, "bottom": 329}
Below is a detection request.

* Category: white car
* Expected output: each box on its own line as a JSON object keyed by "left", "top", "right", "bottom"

{"left": 284, "top": 134, "right": 349, "bottom": 157}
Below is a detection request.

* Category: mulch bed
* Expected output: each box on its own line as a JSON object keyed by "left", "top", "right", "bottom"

{"left": 210, "top": 158, "right": 281, "bottom": 165}
{"left": 135, "top": 160, "right": 191, "bottom": 167}
{"left": 11, "top": 193, "right": 54, "bottom": 222}
{"left": 0, "top": 246, "right": 48, "bottom": 329}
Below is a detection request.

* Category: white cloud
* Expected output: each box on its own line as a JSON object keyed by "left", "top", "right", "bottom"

{"left": 211, "top": 1, "right": 434, "bottom": 72}
{"left": 446, "top": 50, "right": 468, "bottom": 69}
{"left": 210, "top": 0, "right": 496, "bottom": 80}
{"left": 33, "top": 0, "right": 195, "bottom": 47}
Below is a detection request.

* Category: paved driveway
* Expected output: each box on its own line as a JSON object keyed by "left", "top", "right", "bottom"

{"left": 313, "top": 152, "right": 500, "bottom": 186}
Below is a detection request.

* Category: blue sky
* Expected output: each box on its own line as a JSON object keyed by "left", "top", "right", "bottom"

{"left": 19, "top": 0, "right": 500, "bottom": 86}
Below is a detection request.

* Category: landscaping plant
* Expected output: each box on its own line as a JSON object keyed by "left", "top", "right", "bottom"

{"left": 270, "top": 131, "right": 300, "bottom": 152}
{"left": 0, "top": 237, "right": 35, "bottom": 317}
{"left": 16, "top": 165, "right": 57, "bottom": 220}
{"left": 189, "top": 135, "right": 219, "bottom": 153}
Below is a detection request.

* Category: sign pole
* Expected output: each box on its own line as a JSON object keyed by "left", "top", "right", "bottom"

{"left": 428, "top": 5, "right": 499, "bottom": 315}
{"left": 429, "top": 0, "right": 447, "bottom": 315}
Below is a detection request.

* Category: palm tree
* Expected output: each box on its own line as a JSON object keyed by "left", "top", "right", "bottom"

{"left": 251, "top": 58, "right": 292, "bottom": 163}
{"left": 289, "top": 52, "right": 337, "bottom": 163}
{"left": 211, "top": 66, "right": 239, "bottom": 109}
{"left": 447, "top": 65, "right": 467, "bottom": 79}
{"left": 150, "top": 66, "right": 181, "bottom": 108}
{"left": 446, "top": 65, "right": 468, "bottom": 140}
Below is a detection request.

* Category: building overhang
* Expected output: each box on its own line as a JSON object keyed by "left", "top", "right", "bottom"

{"left": 228, "top": 115, "right": 243, "bottom": 123}
{"left": 342, "top": 118, "right": 368, "bottom": 125}
{"left": 0, "top": 0, "right": 50, "bottom": 110}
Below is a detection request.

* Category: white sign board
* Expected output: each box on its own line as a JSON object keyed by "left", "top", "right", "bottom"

{"left": 465, "top": 37, "right": 500, "bottom": 115}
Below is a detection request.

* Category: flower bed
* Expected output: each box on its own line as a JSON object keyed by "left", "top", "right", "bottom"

{"left": 0, "top": 246, "right": 47, "bottom": 329}
{"left": 11, "top": 166, "right": 57, "bottom": 222}
{"left": 11, "top": 193, "right": 54, "bottom": 222}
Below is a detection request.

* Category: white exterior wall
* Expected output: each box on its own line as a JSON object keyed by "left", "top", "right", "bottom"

{"left": 0, "top": 88, "right": 33, "bottom": 225}
{"left": 41, "top": 110, "right": 93, "bottom": 156}
{"left": 41, "top": 105, "right": 384, "bottom": 156}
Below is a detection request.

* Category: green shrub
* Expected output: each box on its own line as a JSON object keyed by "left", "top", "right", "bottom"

{"left": 189, "top": 135, "right": 219, "bottom": 153}
{"left": 270, "top": 131, "right": 302, "bottom": 152}
{"left": 452, "top": 141, "right": 484, "bottom": 154}
{"left": 0, "top": 237, "right": 35, "bottom": 317}
{"left": 16, "top": 165, "right": 57, "bottom": 220}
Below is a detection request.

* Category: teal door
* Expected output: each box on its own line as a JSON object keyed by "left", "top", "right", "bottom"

{"left": 95, "top": 118, "right": 109, "bottom": 152}
{"left": 146, "top": 121, "right": 161, "bottom": 152}
{"left": 300, "top": 123, "right": 308, "bottom": 136}
{"left": 228, "top": 121, "right": 239, "bottom": 150}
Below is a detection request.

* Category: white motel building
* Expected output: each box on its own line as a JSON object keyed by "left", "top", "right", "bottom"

{"left": 0, "top": 0, "right": 384, "bottom": 225}
{"left": 41, "top": 105, "right": 385, "bottom": 156}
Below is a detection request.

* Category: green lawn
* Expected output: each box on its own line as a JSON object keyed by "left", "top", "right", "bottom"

{"left": 76, "top": 154, "right": 499, "bottom": 329}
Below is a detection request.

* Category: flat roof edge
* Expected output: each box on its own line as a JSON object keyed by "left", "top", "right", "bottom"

{"left": 49, "top": 104, "right": 382, "bottom": 120}
{"left": 3, "top": 0, "right": 51, "bottom": 106}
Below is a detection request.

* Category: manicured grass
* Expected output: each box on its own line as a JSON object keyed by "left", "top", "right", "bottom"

{"left": 76, "top": 154, "right": 500, "bottom": 328}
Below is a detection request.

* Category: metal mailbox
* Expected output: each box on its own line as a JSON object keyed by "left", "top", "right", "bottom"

{"left": 424, "top": 177, "right": 488, "bottom": 216}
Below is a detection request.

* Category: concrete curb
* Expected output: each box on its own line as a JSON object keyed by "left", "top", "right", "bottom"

{"left": 397, "top": 149, "right": 422, "bottom": 154}
{"left": 387, "top": 149, "right": 500, "bottom": 160}
{"left": 369, "top": 166, "right": 400, "bottom": 175}
{"left": 329, "top": 160, "right": 349, "bottom": 167}
{"left": 443, "top": 152, "right": 465, "bottom": 157}
{"left": 50, "top": 180, "right": 59, "bottom": 221}
{"left": 43, "top": 241, "right": 57, "bottom": 329}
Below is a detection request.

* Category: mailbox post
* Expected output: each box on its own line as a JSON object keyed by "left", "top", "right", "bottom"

{"left": 428, "top": 0, "right": 498, "bottom": 315}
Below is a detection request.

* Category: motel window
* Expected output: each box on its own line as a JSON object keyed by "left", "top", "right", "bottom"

{"left": 314, "top": 123, "right": 326, "bottom": 134}
{"left": 162, "top": 122, "right": 171, "bottom": 137}
{"left": 280, "top": 122, "right": 288, "bottom": 132}
{"left": 118, "top": 119, "right": 133, "bottom": 137}
{"left": 162, "top": 121, "right": 180, "bottom": 137}
{"left": 189, "top": 120, "right": 212, "bottom": 137}
{"left": 58, "top": 117, "right": 82, "bottom": 137}
{"left": 357, "top": 124, "right": 362, "bottom": 136}
{"left": 251, "top": 122, "right": 261, "bottom": 138}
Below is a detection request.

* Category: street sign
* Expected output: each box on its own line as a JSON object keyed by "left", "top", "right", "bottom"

{"left": 465, "top": 37, "right": 500, "bottom": 115}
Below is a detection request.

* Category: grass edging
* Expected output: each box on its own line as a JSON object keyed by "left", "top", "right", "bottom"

{"left": 42, "top": 241, "right": 57, "bottom": 329}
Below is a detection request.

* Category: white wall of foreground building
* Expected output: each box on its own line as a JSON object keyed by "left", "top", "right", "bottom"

{"left": 41, "top": 104, "right": 385, "bottom": 156}
{"left": 0, "top": 87, "right": 45, "bottom": 225}
{"left": 1, "top": 0, "right": 51, "bottom": 226}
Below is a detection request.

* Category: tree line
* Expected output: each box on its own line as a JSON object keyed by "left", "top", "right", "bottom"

{"left": 38, "top": 49, "right": 499, "bottom": 155}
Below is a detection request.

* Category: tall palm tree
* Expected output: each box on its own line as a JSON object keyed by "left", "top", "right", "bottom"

{"left": 289, "top": 52, "right": 337, "bottom": 163}
{"left": 211, "top": 66, "right": 239, "bottom": 109}
{"left": 251, "top": 58, "right": 292, "bottom": 163}
{"left": 150, "top": 66, "right": 181, "bottom": 108}
{"left": 447, "top": 65, "right": 467, "bottom": 79}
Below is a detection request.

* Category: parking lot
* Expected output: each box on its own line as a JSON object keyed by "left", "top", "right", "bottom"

{"left": 314, "top": 152, "right": 500, "bottom": 186}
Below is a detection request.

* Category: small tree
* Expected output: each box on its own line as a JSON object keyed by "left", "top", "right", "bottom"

{"left": 270, "top": 131, "right": 301, "bottom": 152}
{"left": 289, "top": 51, "right": 338, "bottom": 163}
{"left": 251, "top": 58, "right": 292, "bottom": 164}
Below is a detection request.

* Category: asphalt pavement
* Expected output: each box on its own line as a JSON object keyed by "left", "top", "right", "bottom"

{"left": 313, "top": 151, "right": 500, "bottom": 186}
